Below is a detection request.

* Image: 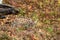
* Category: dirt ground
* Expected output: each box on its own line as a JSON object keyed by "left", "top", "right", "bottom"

{"left": 0, "top": 0, "right": 60, "bottom": 40}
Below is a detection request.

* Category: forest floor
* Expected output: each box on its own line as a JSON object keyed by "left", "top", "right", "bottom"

{"left": 0, "top": 0, "right": 60, "bottom": 40}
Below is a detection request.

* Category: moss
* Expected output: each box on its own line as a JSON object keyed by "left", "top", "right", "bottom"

{"left": 0, "top": 33, "right": 12, "bottom": 40}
